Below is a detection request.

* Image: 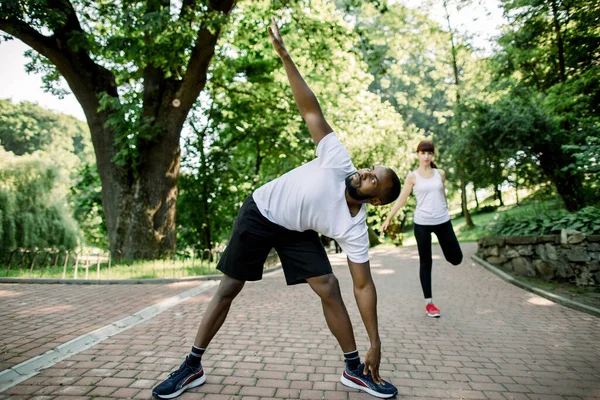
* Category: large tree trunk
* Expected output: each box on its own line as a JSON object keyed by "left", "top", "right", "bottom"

{"left": 537, "top": 147, "right": 586, "bottom": 212}
{"left": 119, "top": 123, "right": 182, "bottom": 260}
{"left": 85, "top": 101, "right": 184, "bottom": 260}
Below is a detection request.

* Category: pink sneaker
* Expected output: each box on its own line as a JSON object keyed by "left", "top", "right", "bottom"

{"left": 425, "top": 303, "right": 440, "bottom": 318}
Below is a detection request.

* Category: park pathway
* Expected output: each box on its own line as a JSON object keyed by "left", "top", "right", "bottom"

{"left": 0, "top": 242, "right": 599, "bottom": 399}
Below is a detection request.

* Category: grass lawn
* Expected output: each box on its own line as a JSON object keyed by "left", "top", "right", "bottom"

{"left": 0, "top": 250, "right": 281, "bottom": 280}
{"left": 1, "top": 258, "right": 222, "bottom": 280}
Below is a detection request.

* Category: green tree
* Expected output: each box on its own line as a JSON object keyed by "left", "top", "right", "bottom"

{"left": 1, "top": 0, "right": 237, "bottom": 259}
{"left": 70, "top": 163, "right": 107, "bottom": 248}
{"left": 0, "top": 99, "right": 105, "bottom": 248}
{"left": 0, "top": 99, "right": 93, "bottom": 165}
{"left": 350, "top": 3, "right": 454, "bottom": 136}
{"left": 491, "top": 0, "right": 600, "bottom": 210}
{"left": 458, "top": 96, "right": 548, "bottom": 206}
{"left": 0, "top": 147, "right": 80, "bottom": 249}
{"left": 348, "top": 1, "right": 485, "bottom": 225}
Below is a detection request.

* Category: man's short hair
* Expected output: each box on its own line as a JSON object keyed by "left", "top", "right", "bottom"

{"left": 380, "top": 168, "right": 401, "bottom": 205}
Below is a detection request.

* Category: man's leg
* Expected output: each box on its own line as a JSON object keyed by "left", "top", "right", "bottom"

{"left": 307, "top": 274, "right": 398, "bottom": 399}
{"left": 306, "top": 273, "right": 356, "bottom": 352}
{"left": 193, "top": 274, "right": 246, "bottom": 347}
{"left": 152, "top": 274, "right": 245, "bottom": 399}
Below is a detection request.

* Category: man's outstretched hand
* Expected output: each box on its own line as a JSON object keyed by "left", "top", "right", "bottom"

{"left": 268, "top": 17, "right": 289, "bottom": 59}
{"left": 364, "top": 345, "right": 383, "bottom": 384}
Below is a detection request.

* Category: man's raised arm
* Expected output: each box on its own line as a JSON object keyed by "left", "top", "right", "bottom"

{"left": 268, "top": 17, "right": 332, "bottom": 146}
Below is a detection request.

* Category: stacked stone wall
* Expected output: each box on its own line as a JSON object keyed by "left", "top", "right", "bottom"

{"left": 476, "top": 230, "right": 600, "bottom": 286}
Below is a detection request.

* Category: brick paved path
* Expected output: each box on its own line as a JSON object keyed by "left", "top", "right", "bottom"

{"left": 1, "top": 242, "right": 599, "bottom": 399}
{"left": 0, "top": 282, "right": 207, "bottom": 371}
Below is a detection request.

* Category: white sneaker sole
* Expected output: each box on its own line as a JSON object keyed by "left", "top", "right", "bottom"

{"left": 153, "top": 374, "right": 206, "bottom": 399}
{"left": 426, "top": 313, "right": 441, "bottom": 318}
{"left": 340, "top": 374, "right": 396, "bottom": 398}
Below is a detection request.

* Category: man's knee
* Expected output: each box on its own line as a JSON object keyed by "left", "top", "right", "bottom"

{"left": 309, "top": 273, "right": 342, "bottom": 299}
{"left": 217, "top": 275, "right": 245, "bottom": 300}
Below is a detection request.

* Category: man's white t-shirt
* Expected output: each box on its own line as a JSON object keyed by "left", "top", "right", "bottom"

{"left": 252, "top": 133, "right": 370, "bottom": 263}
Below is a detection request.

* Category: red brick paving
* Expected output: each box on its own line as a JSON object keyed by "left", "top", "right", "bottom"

{"left": 0, "top": 282, "right": 206, "bottom": 371}
{"left": 1, "top": 243, "right": 600, "bottom": 399}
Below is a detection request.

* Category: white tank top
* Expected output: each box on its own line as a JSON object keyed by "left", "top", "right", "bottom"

{"left": 412, "top": 169, "right": 451, "bottom": 226}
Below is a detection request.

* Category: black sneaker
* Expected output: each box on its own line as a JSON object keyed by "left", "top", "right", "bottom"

{"left": 340, "top": 362, "right": 398, "bottom": 398}
{"left": 152, "top": 356, "right": 205, "bottom": 399}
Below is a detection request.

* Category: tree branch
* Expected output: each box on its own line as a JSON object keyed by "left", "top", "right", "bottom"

{"left": 0, "top": 2, "right": 116, "bottom": 101}
{"left": 142, "top": 0, "right": 172, "bottom": 120}
{"left": 0, "top": 19, "right": 55, "bottom": 59}
{"left": 177, "top": 0, "right": 236, "bottom": 110}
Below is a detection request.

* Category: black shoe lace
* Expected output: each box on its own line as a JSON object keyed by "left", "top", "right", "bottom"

{"left": 168, "top": 361, "right": 189, "bottom": 378}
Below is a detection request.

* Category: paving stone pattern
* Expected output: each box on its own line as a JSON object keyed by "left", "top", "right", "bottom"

{"left": 0, "top": 242, "right": 599, "bottom": 399}
{"left": 0, "top": 282, "right": 206, "bottom": 371}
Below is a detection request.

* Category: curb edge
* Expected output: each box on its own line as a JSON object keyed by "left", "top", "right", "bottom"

{"left": 471, "top": 254, "right": 600, "bottom": 319}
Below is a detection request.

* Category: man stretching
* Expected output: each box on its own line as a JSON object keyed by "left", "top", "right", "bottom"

{"left": 152, "top": 18, "right": 400, "bottom": 399}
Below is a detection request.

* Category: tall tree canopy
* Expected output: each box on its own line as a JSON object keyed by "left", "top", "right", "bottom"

{"left": 346, "top": 0, "right": 486, "bottom": 225}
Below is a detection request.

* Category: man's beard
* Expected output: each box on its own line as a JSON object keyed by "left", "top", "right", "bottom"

{"left": 345, "top": 173, "right": 370, "bottom": 201}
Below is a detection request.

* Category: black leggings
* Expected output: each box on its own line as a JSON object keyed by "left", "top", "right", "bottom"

{"left": 414, "top": 220, "right": 463, "bottom": 299}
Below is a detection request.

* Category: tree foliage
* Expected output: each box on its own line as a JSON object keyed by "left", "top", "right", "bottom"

{"left": 177, "top": 0, "right": 415, "bottom": 249}
{"left": 0, "top": 147, "right": 81, "bottom": 249}
{"left": 467, "top": 0, "right": 600, "bottom": 211}
{"left": 0, "top": 99, "right": 104, "bottom": 248}
{"left": 1, "top": 0, "right": 238, "bottom": 259}
{"left": 0, "top": 99, "right": 93, "bottom": 166}
{"left": 3, "top": 0, "right": 598, "bottom": 251}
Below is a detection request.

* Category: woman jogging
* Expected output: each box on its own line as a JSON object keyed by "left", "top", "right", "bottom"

{"left": 382, "top": 140, "right": 462, "bottom": 318}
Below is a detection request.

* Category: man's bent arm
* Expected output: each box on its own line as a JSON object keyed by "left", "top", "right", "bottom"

{"left": 347, "top": 258, "right": 383, "bottom": 383}
{"left": 269, "top": 18, "right": 332, "bottom": 146}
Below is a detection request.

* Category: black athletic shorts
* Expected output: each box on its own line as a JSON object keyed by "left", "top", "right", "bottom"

{"left": 216, "top": 195, "right": 332, "bottom": 285}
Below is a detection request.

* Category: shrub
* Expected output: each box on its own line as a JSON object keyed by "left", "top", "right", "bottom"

{"left": 490, "top": 206, "right": 600, "bottom": 236}
{"left": 0, "top": 148, "right": 81, "bottom": 249}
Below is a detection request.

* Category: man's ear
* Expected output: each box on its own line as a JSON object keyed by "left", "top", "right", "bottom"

{"left": 368, "top": 197, "right": 382, "bottom": 206}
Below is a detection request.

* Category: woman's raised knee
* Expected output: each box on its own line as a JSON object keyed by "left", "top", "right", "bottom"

{"left": 449, "top": 253, "right": 463, "bottom": 265}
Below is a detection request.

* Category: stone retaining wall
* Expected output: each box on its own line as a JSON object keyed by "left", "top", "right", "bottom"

{"left": 476, "top": 230, "right": 600, "bottom": 286}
